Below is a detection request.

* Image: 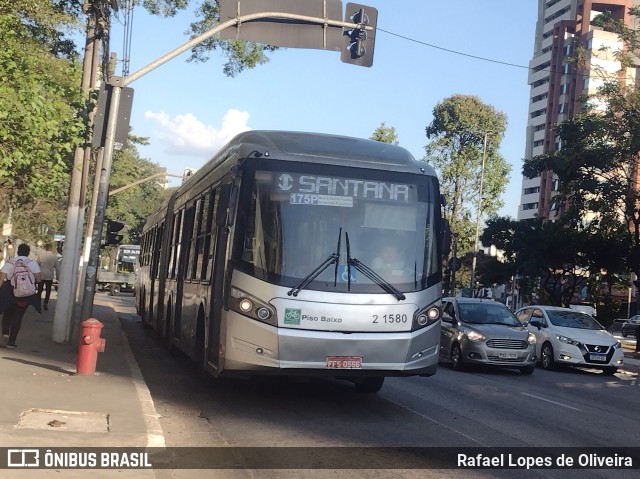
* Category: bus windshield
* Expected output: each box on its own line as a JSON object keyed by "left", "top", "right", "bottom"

{"left": 116, "top": 246, "right": 140, "bottom": 273}
{"left": 233, "top": 162, "right": 441, "bottom": 294}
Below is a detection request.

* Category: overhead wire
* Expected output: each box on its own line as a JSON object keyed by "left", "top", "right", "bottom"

{"left": 103, "top": 8, "right": 631, "bottom": 84}
{"left": 377, "top": 27, "right": 530, "bottom": 71}
{"left": 121, "top": 0, "right": 135, "bottom": 78}
{"left": 377, "top": 26, "right": 635, "bottom": 83}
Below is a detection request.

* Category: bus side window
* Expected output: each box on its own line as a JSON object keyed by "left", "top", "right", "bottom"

{"left": 181, "top": 206, "right": 196, "bottom": 281}
{"left": 168, "top": 211, "right": 182, "bottom": 279}
{"left": 198, "top": 189, "right": 216, "bottom": 280}
{"left": 187, "top": 198, "right": 204, "bottom": 281}
{"left": 204, "top": 188, "right": 219, "bottom": 281}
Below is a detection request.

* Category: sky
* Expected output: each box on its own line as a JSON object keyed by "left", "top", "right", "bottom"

{"left": 106, "top": 0, "right": 539, "bottom": 218}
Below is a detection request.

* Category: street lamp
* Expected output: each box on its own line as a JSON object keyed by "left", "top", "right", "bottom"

{"left": 469, "top": 131, "right": 491, "bottom": 297}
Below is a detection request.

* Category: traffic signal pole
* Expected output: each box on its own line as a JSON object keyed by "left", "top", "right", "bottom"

{"left": 77, "top": 10, "right": 373, "bottom": 322}
{"left": 52, "top": 1, "right": 105, "bottom": 343}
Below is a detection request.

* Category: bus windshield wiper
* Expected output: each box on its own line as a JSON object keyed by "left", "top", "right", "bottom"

{"left": 348, "top": 257, "right": 406, "bottom": 301}
{"left": 288, "top": 229, "right": 341, "bottom": 297}
{"left": 345, "top": 232, "right": 405, "bottom": 301}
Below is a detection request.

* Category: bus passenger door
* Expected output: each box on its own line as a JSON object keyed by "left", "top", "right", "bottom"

{"left": 206, "top": 183, "right": 233, "bottom": 373}
{"left": 174, "top": 206, "right": 195, "bottom": 342}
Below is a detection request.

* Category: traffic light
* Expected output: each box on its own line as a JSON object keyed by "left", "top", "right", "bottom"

{"left": 443, "top": 269, "right": 452, "bottom": 296}
{"left": 105, "top": 219, "right": 126, "bottom": 246}
{"left": 341, "top": 3, "right": 377, "bottom": 67}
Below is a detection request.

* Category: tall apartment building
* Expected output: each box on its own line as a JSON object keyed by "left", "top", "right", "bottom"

{"left": 518, "top": 0, "right": 638, "bottom": 221}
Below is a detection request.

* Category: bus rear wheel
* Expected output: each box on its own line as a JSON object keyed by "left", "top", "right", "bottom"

{"left": 354, "top": 377, "right": 385, "bottom": 393}
{"left": 109, "top": 284, "right": 120, "bottom": 296}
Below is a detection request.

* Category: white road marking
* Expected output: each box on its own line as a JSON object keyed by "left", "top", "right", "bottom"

{"left": 385, "top": 398, "right": 488, "bottom": 446}
{"left": 521, "top": 392, "right": 582, "bottom": 411}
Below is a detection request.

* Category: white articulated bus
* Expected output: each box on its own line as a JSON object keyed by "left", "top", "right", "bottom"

{"left": 136, "top": 131, "right": 448, "bottom": 392}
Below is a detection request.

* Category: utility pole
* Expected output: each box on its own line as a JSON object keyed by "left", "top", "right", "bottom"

{"left": 451, "top": 234, "right": 458, "bottom": 296}
{"left": 52, "top": 0, "right": 108, "bottom": 343}
{"left": 469, "top": 132, "right": 490, "bottom": 298}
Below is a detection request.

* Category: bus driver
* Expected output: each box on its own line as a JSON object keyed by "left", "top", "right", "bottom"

{"left": 372, "top": 245, "right": 406, "bottom": 278}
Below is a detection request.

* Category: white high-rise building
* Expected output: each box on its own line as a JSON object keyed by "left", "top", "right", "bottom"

{"left": 518, "top": 0, "right": 639, "bottom": 221}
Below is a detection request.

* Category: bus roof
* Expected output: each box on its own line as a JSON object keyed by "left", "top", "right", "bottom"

{"left": 222, "top": 130, "right": 434, "bottom": 173}
{"left": 143, "top": 131, "right": 439, "bottom": 234}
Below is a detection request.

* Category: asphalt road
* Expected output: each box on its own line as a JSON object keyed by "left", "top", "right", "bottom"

{"left": 111, "top": 295, "right": 640, "bottom": 479}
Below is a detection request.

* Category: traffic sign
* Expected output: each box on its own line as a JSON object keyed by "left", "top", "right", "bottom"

{"left": 447, "top": 257, "right": 462, "bottom": 272}
{"left": 220, "top": 0, "right": 343, "bottom": 50}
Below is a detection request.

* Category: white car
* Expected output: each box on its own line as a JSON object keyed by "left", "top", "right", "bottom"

{"left": 515, "top": 306, "right": 624, "bottom": 375}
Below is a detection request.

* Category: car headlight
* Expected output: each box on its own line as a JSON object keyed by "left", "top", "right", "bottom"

{"left": 614, "top": 341, "right": 622, "bottom": 349}
{"left": 466, "top": 330, "right": 486, "bottom": 342}
{"left": 556, "top": 334, "right": 580, "bottom": 346}
{"left": 527, "top": 332, "right": 537, "bottom": 345}
{"left": 229, "top": 287, "right": 277, "bottom": 326}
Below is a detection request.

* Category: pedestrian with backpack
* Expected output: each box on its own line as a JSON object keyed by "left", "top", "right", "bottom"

{"left": 0, "top": 243, "right": 42, "bottom": 349}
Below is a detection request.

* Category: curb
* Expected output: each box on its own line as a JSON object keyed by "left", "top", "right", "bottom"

{"left": 117, "top": 314, "right": 165, "bottom": 449}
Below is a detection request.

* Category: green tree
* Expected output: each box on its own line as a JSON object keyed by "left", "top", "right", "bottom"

{"left": 370, "top": 122, "right": 399, "bottom": 145}
{"left": 522, "top": 7, "right": 640, "bottom": 312}
{"left": 0, "top": 1, "right": 86, "bottom": 242}
{"left": 141, "top": 0, "right": 278, "bottom": 77}
{"left": 423, "top": 94, "right": 511, "bottom": 293}
{"left": 105, "top": 134, "right": 167, "bottom": 244}
{"left": 481, "top": 217, "right": 598, "bottom": 306}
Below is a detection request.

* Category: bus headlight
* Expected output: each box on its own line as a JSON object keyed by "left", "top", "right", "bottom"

{"left": 413, "top": 301, "right": 441, "bottom": 331}
{"left": 230, "top": 287, "right": 277, "bottom": 326}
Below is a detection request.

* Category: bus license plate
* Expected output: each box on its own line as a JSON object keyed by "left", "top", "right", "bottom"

{"left": 589, "top": 353, "right": 607, "bottom": 361}
{"left": 326, "top": 356, "right": 362, "bottom": 369}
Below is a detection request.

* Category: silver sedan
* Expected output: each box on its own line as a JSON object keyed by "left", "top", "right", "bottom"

{"left": 440, "top": 298, "right": 537, "bottom": 374}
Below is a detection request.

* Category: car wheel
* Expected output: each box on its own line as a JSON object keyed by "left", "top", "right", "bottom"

{"left": 354, "top": 377, "right": 385, "bottom": 393}
{"left": 602, "top": 367, "right": 617, "bottom": 376}
{"left": 520, "top": 365, "right": 535, "bottom": 375}
{"left": 450, "top": 343, "right": 464, "bottom": 370}
{"left": 541, "top": 342, "right": 556, "bottom": 370}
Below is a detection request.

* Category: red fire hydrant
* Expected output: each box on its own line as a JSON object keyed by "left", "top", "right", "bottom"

{"left": 76, "top": 319, "right": 106, "bottom": 375}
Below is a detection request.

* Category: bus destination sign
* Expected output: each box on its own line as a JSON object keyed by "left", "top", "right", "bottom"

{"left": 276, "top": 173, "right": 414, "bottom": 205}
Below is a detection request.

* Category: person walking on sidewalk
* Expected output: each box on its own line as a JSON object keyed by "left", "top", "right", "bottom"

{"left": 36, "top": 242, "right": 57, "bottom": 310}
{"left": 0, "top": 243, "right": 42, "bottom": 348}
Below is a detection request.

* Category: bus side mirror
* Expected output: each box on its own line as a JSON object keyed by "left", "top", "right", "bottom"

{"left": 441, "top": 219, "right": 451, "bottom": 258}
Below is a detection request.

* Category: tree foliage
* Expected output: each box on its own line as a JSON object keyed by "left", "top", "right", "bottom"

{"left": 105, "top": 134, "right": 168, "bottom": 244}
{"left": 522, "top": 7, "right": 640, "bottom": 301}
{"left": 423, "top": 94, "right": 511, "bottom": 256}
{"left": 0, "top": 1, "right": 86, "bottom": 242}
{"left": 481, "top": 217, "right": 593, "bottom": 306}
{"left": 370, "top": 122, "right": 399, "bottom": 145}
{"left": 141, "top": 0, "right": 278, "bottom": 77}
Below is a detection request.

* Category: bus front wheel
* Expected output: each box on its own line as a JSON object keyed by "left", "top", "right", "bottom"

{"left": 354, "top": 377, "right": 385, "bottom": 393}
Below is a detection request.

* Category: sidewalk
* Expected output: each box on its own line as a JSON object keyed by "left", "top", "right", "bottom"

{"left": 0, "top": 293, "right": 160, "bottom": 477}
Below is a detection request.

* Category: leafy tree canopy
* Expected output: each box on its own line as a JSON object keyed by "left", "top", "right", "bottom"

{"left": 105, "top": 134, "right": 167, "bottom": 244}
{"left": 423, "top": 94, "right": 511, "bottom": 255}
{"left": 0, "top": 1, "right": 86, "bottom": 242}
{"left": 141, "top": 0, "right": 278, "bottom": 77}
{"left": 370, "top": 122, "right": 399, "bottom": 145}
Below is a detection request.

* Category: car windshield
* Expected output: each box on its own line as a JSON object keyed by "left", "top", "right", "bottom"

{"left": 458, "top": 303, "right": 520, "bottom": 326}
{"left": 546, "top": 311, "right": 603, "bottom": 330}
